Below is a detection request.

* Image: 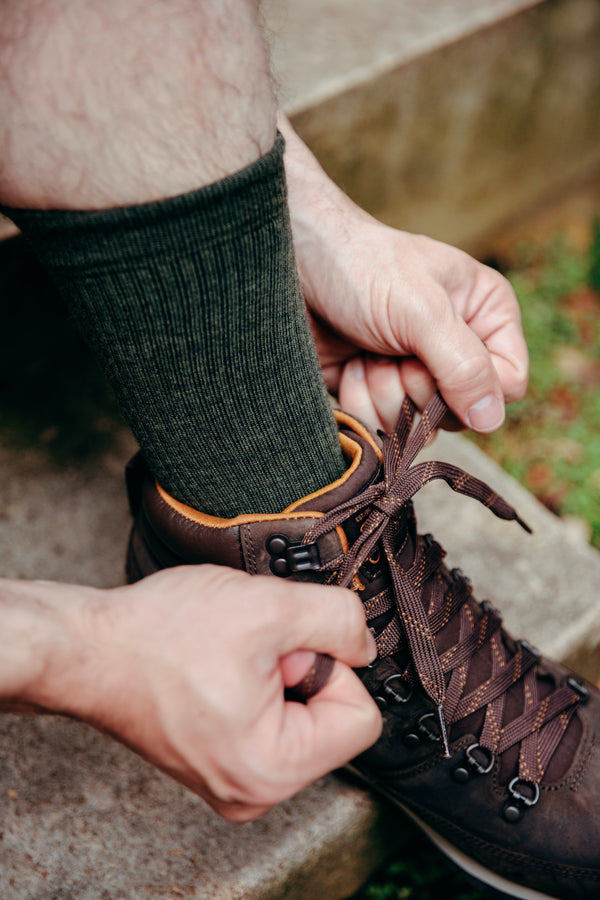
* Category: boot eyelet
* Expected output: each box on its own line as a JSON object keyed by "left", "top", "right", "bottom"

{"left": 508, "top": 778, "right": 540, "bottom": 808}
{"left": 452, "top": 743, "right": 494, "bottom": 783}
{"left": 417, "top": 712, "right": 441, "bottom": 743}
{"left": 451, "top": 765, "right": 470, "bottom": 784}
{"left": 266, "top": 534, "right": 321, "bottom": 577}
{"left": 481, "top": 600, "right": 498, "bottom": 616}
{"left": 383, "top": 675, "right": 413, "bottom": 704}
{"left": 465, "top": 742, "right": 494, "bottom": 775}
{"left": 566, "top": 676, "right": 589, "bottom": 705}
{"left": 266, "top": 534, "right": 289, "bottom": 556}
{"left": 502, "top": 779, "right": 540, "bottom": 824}
{"left": 374, "top": 695, "right": 388, "bottom": 711}
{"left": 451, "top": 567, "right": 471, "bottom": 587}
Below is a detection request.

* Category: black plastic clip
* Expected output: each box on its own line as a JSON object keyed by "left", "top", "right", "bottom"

{"left": 266, "top": 533, "right": 321, "bottom": 577}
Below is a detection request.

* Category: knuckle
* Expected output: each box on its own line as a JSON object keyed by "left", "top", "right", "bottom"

{"left": 217, "top": 803, "right": 269, "bottom": 823}
{"left": 446, "top": 353, "right": 492, "bottom": 393}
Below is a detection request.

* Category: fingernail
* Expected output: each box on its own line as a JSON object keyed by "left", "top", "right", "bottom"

{"left": 365, "top": 627, "right": 378, "bottom": 662}
{"left": 347, "top": 357, "right": 365, "bottom": 379}
{"left": 466, "top": 394, "right": 505, "bottom": 432}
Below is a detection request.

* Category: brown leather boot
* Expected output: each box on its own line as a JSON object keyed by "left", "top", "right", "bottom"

{"left": 125, "top": 394, "right": 600, "bottom": 900}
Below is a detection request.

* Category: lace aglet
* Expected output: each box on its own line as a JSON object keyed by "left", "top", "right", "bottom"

{"left": 515, "top": 513, "right": 533, "bottom": 535}
{"left": 437, "top": 705, "right": 451, "bottom": 758}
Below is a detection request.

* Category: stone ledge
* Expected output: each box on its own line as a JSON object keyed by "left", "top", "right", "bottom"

{"left": 263, "top": 0, "right": 543, "bottom": 115}
{"left": 266, "top": 0, "right": 600, "bottom": 253}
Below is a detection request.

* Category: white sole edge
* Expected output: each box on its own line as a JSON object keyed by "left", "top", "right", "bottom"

{"left": 345, "top": 764, "right": 556, "bottom": 900}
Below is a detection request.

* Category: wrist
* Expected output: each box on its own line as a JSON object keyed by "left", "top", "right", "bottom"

{"left": 0, "top": 578, "right": 100, "bottom": 716}
{"left": 278, "top": 113, "right": 357, "bottom": 230}
{"left": 277, "top": 113, "right": 373, "bottom": 310}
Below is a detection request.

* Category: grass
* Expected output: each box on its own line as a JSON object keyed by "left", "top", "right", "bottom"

{"left": 352, "top": 222, "right": 600, "bottom": 900}
{"left": 351, "top": 835, "right": 488, "bottom": 900}
{"left": 470, "top": 229, "right": 600, "bottom": 547}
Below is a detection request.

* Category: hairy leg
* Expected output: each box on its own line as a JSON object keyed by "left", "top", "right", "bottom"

{"left": 0, "top": 0, "right": 345, "bottom": 515}
{"left": 0, "top": 0, "right": 275, "bottom": 208}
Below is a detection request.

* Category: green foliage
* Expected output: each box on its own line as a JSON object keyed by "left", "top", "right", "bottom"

{"left": 471, "top": 232, "right": 600, "bottom": 549}
{"left": 588, "top": 216, "right": 600, "bottom": 295}
{"left": 351, "top": 834, "right": 486, "bottom": 900}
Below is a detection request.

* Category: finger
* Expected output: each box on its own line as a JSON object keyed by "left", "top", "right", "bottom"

{"left": 404, "top": 291, "right": 507, "bottom": 432}
{"left": 397, "top": 359, "right": 464, "bottom": 431}
{"left": 337, "top": 356, "right": 385, "bottom": 432}
{"left": 459, "top": 266, "right": 529, "bottom": 404}
{"left": 280, "top": 650, "right": 319, "bottom": 688}
{"left": 278, "top": 662, "right": 382, "bottom": 786}
{"left": 212, "top": 800, "right": 274, "bottom": 823}
{"left": 363, "top": 355, "right": 408, "bottom": 432}
{"left": 268, "top": 580, "right": 377, "bottom": 669}
{"left": 480, "top": 318, "right": 529, "bottom": 404}
{"left": 362, "top": 354, "right": 459, "bottom": 432}
{"left": 282, "top": 651, "right": 335, "bottom": 702}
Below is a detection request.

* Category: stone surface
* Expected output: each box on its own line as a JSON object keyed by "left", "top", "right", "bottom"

{"left": 266, "top": 0, "right": 600, "bottom": 253}
{"left": 263, "top": 0, "right": 543, "bottom": 113}
{"left": 0, "top": 714, "right": 401, "bottom": 900}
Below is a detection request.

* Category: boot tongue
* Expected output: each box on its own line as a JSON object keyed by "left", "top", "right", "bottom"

{"left": 290, "top": 427, "right": 382, "bottom": 514}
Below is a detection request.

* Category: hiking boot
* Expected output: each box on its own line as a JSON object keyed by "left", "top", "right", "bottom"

{"left": 125, "top": 393, "right": 600, "bottom": 900}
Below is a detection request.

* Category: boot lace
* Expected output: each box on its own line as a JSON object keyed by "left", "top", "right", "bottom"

{"left": 305, "top": 393, "right": 582, "bottom": 782}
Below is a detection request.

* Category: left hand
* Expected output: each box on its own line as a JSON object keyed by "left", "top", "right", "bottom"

{"left": 280, "top": 116, "right": 529, "bottom": 434}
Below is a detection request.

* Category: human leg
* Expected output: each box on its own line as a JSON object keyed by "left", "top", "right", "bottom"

{"left": 0, "top": 0, "right": 345, "bottom": 515}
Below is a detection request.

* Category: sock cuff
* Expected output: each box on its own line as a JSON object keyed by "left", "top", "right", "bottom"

{"left": 0, "top": 133, "right": 287, "bottom": 271}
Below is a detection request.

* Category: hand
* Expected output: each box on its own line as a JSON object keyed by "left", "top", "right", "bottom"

{"left": 280, "top": 116, "right": 528, "bottom": 433}
{"left": 0, "top": 567, "right": 380, "bottom": 822}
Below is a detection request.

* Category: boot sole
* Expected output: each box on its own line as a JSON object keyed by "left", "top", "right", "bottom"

{"left": 344, "top": 763, "right": 557, "bottom": 900}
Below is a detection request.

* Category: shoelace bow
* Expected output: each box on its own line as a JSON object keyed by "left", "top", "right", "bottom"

{"left": 305, "top": 393, "right": 582, "bottom": 779}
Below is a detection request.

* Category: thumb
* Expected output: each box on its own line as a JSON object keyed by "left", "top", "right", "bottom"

{"left": 410, "top": 296, "right": 506, "bottom": 433}
{"left": 278, "top": 661, "right": 382, "bottom": 785}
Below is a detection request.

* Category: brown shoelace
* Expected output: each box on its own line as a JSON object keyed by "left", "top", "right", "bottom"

{"left": 306, "top": 393, "right": 581, "bottom": 779}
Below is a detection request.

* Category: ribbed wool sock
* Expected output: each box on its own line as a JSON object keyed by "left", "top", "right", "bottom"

{"left": 2, "top": 135, "right": 346, "bottom": 516}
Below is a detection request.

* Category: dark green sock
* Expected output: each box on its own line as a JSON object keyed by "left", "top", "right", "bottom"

{"left": 1, "top": 135, "right": 345, "bottom": 516}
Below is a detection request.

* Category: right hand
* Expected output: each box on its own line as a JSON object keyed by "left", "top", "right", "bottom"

{"left": 16, "top": 566, "right": 381, "bottom": 822}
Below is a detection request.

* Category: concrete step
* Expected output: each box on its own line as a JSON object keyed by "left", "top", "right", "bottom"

{"left": 264, "top": 0, "right": 600, "bottom": 255}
